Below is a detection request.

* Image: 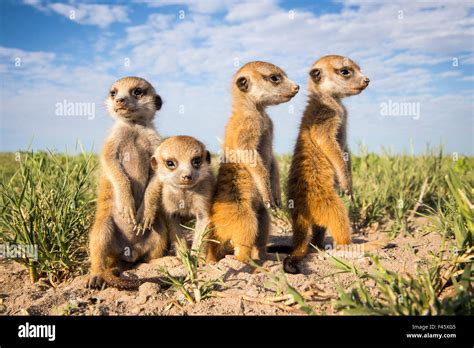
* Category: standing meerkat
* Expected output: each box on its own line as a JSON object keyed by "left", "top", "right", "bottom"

{"left": 87, "top": 76, "right": 168, "bottom": 290}
{"left": 136, "top": 136, "right": 215, "bottom": 255}
{"left": 207, "top": 61, "right": 299, "bottom": 264}
{"left": 283, "top": 55, "right": 370, "bottom": 274}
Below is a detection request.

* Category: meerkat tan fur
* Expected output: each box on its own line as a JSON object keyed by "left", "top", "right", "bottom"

{"left": 207, "top": 61, "right": 299, "bottom": 264}
{"left": 283, "top": 55, "right": 370, "bottom": 274}
{"left": 136, "top": 136, "right": 215, "bottom": 255}
{"left": 87, "top": 76, "right": 168, "bottom": 289}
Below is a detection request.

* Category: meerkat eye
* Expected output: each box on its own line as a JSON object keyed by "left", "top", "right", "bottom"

{"left": 165, "top": 160, "right": 176, "bottom": 169}
{"left": 269, "top": 74, "right": 281, "bottom": 83}
{"left": 110, "top": 90, "right": 117, "bottom": 97}
{"left": 340, "top": 69, "right": 351, "bottom": 76}
{"left": 192, "top": 157, "right": 202, "bottom": 168}
{"left": 133, "top": 88, "right": 143, "bottom": 97}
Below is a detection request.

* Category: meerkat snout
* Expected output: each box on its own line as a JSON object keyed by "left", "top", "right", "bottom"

{"left": 181, "top": 173, "right": 193, "bottom": 184}
{"left": 106, "top": 76, "right": 162, "bottom": 122}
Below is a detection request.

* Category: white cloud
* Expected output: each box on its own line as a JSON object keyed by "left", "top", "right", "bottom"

{"left": 225, "top": 0, "right": 280, "bottom": 22}
{"left": 135, "top": 0, "right": 236, "bottom": 14}
{"left": 23, "top": 1, "right": 129, "bottom": 28}
{"left": 50, "top": 3, "right": 129, "bottom": 28}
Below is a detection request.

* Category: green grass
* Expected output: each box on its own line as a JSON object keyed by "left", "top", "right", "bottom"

{"left": 332, "top": 170, "right": 473, "bottom": 315}
{"left": 334, "top": 255, "right": 472, "bottom": 315}
{"left": 0, "top": 150, "right": 97, "bottom": 285}
{"left": 157, "top": 229, "right": 224, "bottom": 304}
{"left": 0, "top": 147, "right": 472, "bottom": 302}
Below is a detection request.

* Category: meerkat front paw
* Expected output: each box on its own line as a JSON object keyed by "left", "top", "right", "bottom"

{"left": 264, "top": 199, "right": 277, "bottom": 213}
{"left": 133, "top": 205, "right": 149, "bottom": 236}
{"left": 338, "top": 175, "right": 352, "bottom": 196}
{"left": 343, "top": 180, "right": 353, "bottom": 197}
{"left": 273, "top": 194, "right": 282, "bottom": 209}
{"left": 143, "top": 209, "right": 156, "bottom": 230}
{"left": 118, "top": 195, "right": 136, "bottom": 225}
{"left": 344, "top": 186, "right": 353, "bottom": 197}
{"left": 262, "top": 187, "right": 277, "bottom": 211}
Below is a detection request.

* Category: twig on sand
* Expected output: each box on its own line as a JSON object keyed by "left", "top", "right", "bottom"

{"left": 408, "top": 177, "right": 429, "bottom": 222}
{"left": 241, "top": 294, "right": 301, "bottom": 313}
{"left": 212, "top": 287, "right": 333, "bottom": 314}
{"left": 163, "top": 299, "right": 185, "bottom": 312}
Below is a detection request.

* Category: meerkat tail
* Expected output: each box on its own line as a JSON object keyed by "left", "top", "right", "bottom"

{"left": 359, "top": 238, "right": 392, "bottom": 251}
{"left": 268, "top": 224, "right": 326, "bottom": 256}
{"left": 267, "top": 245, "right": 293, "bottom": 254}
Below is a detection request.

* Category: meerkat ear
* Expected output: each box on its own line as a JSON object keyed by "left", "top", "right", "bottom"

{"left": 309, "top": 68, "right": 321, "bottom": 82}
{"left": 236, "top": 76, "right": 249, "bottom": 92}
{"left": 154, "top": 95, "right": 163, "bottom": 111}
{"left": 205, "top": 150, "right": 211, "bottom": 164}
{"left": 150, "top": 155, "right": 159, "bottom": 171}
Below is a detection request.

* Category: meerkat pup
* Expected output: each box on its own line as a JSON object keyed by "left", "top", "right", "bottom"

{"left": 136, "top": 136, "right": 215, "bottom": 255}
{"left": 283, "top": 55, "right": 370, "bottom": 274}
{"left": 207, "top": 61, "right": 299, "bottom": 264}
{"left": 87, "top": 76, "right": 168, "bottom": 290}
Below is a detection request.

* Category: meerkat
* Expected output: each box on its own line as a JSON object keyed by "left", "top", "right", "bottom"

{"left": 207, "top": 61, "right": 299, "bottom": 264}
{"left": 87, "top": 76, "right": 168, "bottom": 290}
{"left": 135, "top": 136, "right": 215, "bottom": 255}
{"left": 283, "top": 55, "right": 370, "bottom": 274}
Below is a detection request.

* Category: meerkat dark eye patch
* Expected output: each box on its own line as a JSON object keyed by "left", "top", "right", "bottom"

{"left": 191, "top": 157, "right": 202, "bottom": 168}
{"left": 132, "top": 88, "right": 143, "bottom": 96}
{"left": 236, "top": 76, "right": 249, "bottom": 92}
{"left": 165, "top": 159, "right": 176, "bottom": 169}
{"left": 155, "top": 94, "right": 163, "bottom": 111}
{"left": 268, "top": 74, "right": 281, "bottom": 83}
{"left": 339, "top": 68, "right": 351, "bottom": 76}
{"left": 205, "top": 150, "right": 211, "bottom": 164}
{"left": 110, "top": 90, "right": 117, "bottom": 97}
{"left": 309, "top": 68, "right": 321, "bottom": 82}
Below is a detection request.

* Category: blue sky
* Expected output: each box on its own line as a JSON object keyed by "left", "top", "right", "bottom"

{"left": 0, "top": 0, "right": 473, "bottom": 155}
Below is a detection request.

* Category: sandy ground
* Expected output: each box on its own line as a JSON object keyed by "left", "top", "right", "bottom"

{"left": 0, "top": 218, "right": 443, "bottom": 316}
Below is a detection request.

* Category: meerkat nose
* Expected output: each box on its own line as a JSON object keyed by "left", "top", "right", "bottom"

{"left": 363, "top": 77, "right": 370, "bottom": 86}
{"left": 116, "top": 97, "right": 125, "bottom": 104}
{"left": 181, "top": 174, "right": 193, "bottom": 183}
{"left": 293, "top": 84, "right": 300, "bottom": 93}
